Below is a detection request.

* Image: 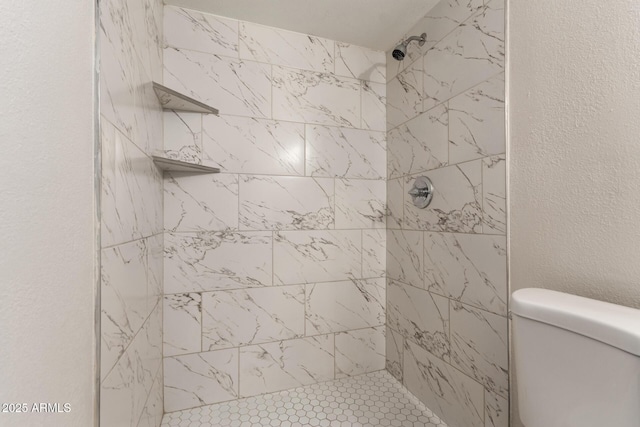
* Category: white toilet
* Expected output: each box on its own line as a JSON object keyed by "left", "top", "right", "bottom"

{"left": 512, "top": 288, "right": 640, "bottom": 427}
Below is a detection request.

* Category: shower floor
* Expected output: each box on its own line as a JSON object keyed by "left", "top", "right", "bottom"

{"left": 161, "top": 370, "right": 447, "bottom": 427}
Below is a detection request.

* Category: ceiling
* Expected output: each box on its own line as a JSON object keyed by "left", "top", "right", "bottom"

{"left": 164, "top": 0, "right": 440, "bottom": 51}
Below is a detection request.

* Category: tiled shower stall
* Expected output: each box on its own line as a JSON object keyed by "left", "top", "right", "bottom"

{"left": 99, "top": 0, "right": 507, "bottom": 425}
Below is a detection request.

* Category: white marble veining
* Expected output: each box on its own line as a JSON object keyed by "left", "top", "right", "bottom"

{"left": 387, "top": 178, "right": 405, "bottom": 229}
{"left": 485, "top": 389, "right": 509, "bottom": 427}
{"left": 147, "top": 233, "right": 163, "bottom": 318}
{"left": 164, "top": 6, "right": 238, "bottom": 57}
{"left": 201, "top": 286, "right": 305, "bottom": 350}
{"left": 164, "top": 172, "right": 239, "bottom": 232}
{"left": 335, "top": 326, "right": 386, "bottom": 378}
{"left": 335, "top": 179, "right": 386, "bottom": 229}
{"left": 272, "top": 66, "right": 361, "bottom": 127}
{"left": 164, "top": 349, "right": 239, "bottom": 412}
{"left": 387, "top": 60, "right": 423, "bottom": 130}
{"left": 423, "top": 232, "right": 507, "bottom": 316}
{"left": 335, "top": 42, "right": 386, "bottom": 83}
{"left": 305, "top": 278, "right": 385, "bottom": 334}
{"left": 239, "top": 335, "right": 334, "bottom": 397}
{"left": 387, "top": 104, "right": 448, "bottom": 179}
{"left": 139, "top": 370, "right": 163, "bottom": 427}
{"left": 386, "top": 326, "right": 404, "bottom": 382}
{"left": 483, "top": 155, "right": 506, "bottom": 234}
{"left": 164, "top": 231, "right": 272, "bottom": 293}
{"left": 163, "top": 110, "right": 202, "bottom": 164}
{"left": 163, "top": 293, "right": 201, "bottom": 357}
{"left": 239, "top": 175, "right": 334, "bottom": 230}
{"left": 202, "top": 115, "right": 305, "bottom": 176}
{"left": 240, "top": 22, "right": 334, "bottom": 72}
{"left": 362, "top": 81, "right": 387, "bottom": 132}
{"left": 164, "top": 47, "right": 271, "bottom": 118}
{"left": 386, "top": 230, "right": 423, "bottom": 289}
{"left": 305, "top": 125, "right": 386, "bottom": 179}
{"left": 362, "top": 229, "right": 386, "bottom": 278}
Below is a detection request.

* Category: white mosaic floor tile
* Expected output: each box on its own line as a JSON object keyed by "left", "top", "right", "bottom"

{"left": 161, "top": 370, "right": 447, "bottom": 427}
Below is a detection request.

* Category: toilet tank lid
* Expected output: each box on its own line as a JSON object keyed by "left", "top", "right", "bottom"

{"left": 512, "top": 288, "right": 640, "bottom": 357}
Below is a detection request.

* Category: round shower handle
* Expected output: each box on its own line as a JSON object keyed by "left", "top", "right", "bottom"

{"left": 408, "top": 176, "right": 434, "bottom": 209}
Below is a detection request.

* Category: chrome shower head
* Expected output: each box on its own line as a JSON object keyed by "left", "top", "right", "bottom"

{"left": 392, "top": 33, "right": 427, "bottom": 61}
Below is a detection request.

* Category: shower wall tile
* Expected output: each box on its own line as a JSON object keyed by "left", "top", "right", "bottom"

{"left": 387, "top": 280, "right": 449, "bottom": 359}
{"left": 305, "top": 125, "right": 386, "bottom": 179}
{"left": 164, "top": 47, "right": 271, "bottom": 118}
{"left": 335, "top": 326, "right": 386, "bottom": 378}
{"left": 164, "top": 349, "right": 239, "bottom": 412}
{"left": 239, "top": 175, "right": 334, "bottom": 230}
{"left": 163, "top": 293, "right": 202, "bottom": 357}
{"left": 362, "top": 81, "right": 387, "bottom": 132}
{"left": 164, "top": 172, "right": 239, "bottom": 232}
{"left": 147, "top": 233, "right": 163, "bottom": 313}
{"left": 424, "top": 233, "right": 507, "bottom": 316}
{"left": 403, "top": 161, "right": 482, "bottom": 233}
{"left": 335, "top": 179, "right": 386, "bottom": 229}
{"left": 449, "top": 73, "right": 505, "bottom": 164}
{"left": 239, "top": 22, "right": 334, "bottom": 73}
{"left": 335, "top": 42, "right": 386, "bottom": 83}
{"left": 305, "top": 278, "right": 385, "bottom": 335}
{"left": 201, "top": 286, "right": 305, "bottom": 350}
{"left": 202, "top": 115, "right": 305, "bottom": 176}
{"left": 164, "top": 6, "right": 238, "bottom": 57}
{"left": 273, "top": 230, "right": 361, "bottom": 285}
{"left": 138, "top": 370, "right": 163, "bottom": 427}
{"left": 485, "top": 389, "right": 509, "bottom": 427}
{"left": 450, "top": 302, "right": 508, "bottom": 398}
{"left": 483, "top": 155, "right": 507, "bottom": 234}
{"left": 164, "top": 231, "right": 272, "bottom": 293}
{"left": 239, "top": 335, "right": 335, "bottom": 397}
{"left": 362, "top": 229, "right": 386, "bottom": 278}
{"left": 423, "top": 0, "right": 505, "bottom": 110}
{"left": 386, "top": 326, "right": 404, "bottom": 382}
{"left": 163, "top": 110, "right": 202, "bottom": 164}
{"left": 403, "top": 340, "right": 485, "bottom": 427}
{"left": 387, "top": 60, "right": 423, "bottom": 130}
{"left": 387, "top": 104, "right": 448, "bottom": 179}
{"left": 386, "top": 230, "right": 423, "bottom": 289}
{"left": 386, "top": 178, "right": 404, "bottom": 229}
{"left": 272, "top": 66, "right": 361, "bottom": 127}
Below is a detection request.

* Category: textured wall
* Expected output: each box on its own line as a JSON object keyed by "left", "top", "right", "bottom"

{"left": 385, "top": 0, "right": 508, "bottom": 426}
{"left": 160, "top": 6, "right": 388, "bottom": 412}
{"left": 509, "top": 0, "right": 640, "bottom": 425}
{"left": 99, "top": 0, "right": 165, "bottom": 425}
{"left": 0, "top": 1, "right": 96, "bottom": 426}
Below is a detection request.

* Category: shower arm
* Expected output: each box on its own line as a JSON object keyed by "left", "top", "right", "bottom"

{"left": 403, "top": 34, "right": 426, "bottom": 47}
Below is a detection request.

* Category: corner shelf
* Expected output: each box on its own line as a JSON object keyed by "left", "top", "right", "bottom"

{"left": 152, "top": 156, "right": 220, "bottom": 173}
{"left": 152, "top": 82, "right": 219, "bottom": 114}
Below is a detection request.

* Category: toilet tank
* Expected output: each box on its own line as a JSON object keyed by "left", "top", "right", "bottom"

{"left": 512, "top": 288, "right": 640, "bottom": 427}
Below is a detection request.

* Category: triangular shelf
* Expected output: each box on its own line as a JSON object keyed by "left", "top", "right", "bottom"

{"left": 152, "top": 156, "right": 220, "bottom": 173}
{"left": 152, "top": 82, "right": 219, "bottom": 114}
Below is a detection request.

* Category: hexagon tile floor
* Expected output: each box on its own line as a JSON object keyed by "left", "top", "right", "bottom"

{"left": 160, "top": 370, "right": 448, "bottom": 427}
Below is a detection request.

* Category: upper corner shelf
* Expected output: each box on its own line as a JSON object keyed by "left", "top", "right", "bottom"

{"left": 152, "top": 82, "right": 219, "bottom": 115}
{"left": 152, "top": 156, "right": 220, "bottom": 173}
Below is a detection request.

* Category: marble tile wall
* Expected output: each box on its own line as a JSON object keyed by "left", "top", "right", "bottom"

{"left": 161, "top": 5, "right": 387, "bottom": 412}
{"left": 99, "top": 0, "right": 164, "bottom": 425}
{"left": 385, "top": 1, "right": 508, "bottom": 427}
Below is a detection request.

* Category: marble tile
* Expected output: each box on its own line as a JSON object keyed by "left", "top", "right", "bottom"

{"left": 202, "top": 115, "right": 305, "bottom": 176}
{"left": 164, "top": 231, "right": 272, "bottom": 293}
{"left": 387, "top": 60, "right": 423, "bottom": 130}
{"left": 483, "top": 155, "right": 506, "bottom": 234}
{"left": 449, "top": 73, "right": 505, "bottom": 164}
{"left": 305, "top": 125, "right": 386, "bottom": 179}
{"left": 386, "top": 327, "right": 404, "bottom": 382}
{"left": 201, "top": 286, "right": 305, "bottom": 350}
{"left": 386, "top": 38, "right": 426, "bottom": 85}
{"left": 164, "top": 349, "right": 239, "bottom": 412}
{"left": 424, "top": 232, "right": 507, "bottom": 316}
{"left": 101, "top": 240, "right": 148, "bottom": 380}
{"left": 387, "top": 280, "right": 449, "bottom": 359}
{"left": 362, "top": 81, "right": 387, "bottom": 132}
{"left": 164, "top": 172, "right": 239, "bottom": 232}
{"left": 450, "top": 302, "right": 508, "bottom": 397}
{"left": 163, "top": 6, "right": 238, "bottom": 57}
{"left": 423, "top": 1, "right": 505, "bottom": 110}
{"left": 404, "top": 340, "right": 484, "bottom": 427}
{"left": 485, "top": 390, "right": 509, "bottom": 427}
{"left": 386, "top": 178, "right": 404, "bottom": 229}
{"left": 335, "top": 326, "right": 386, "bottom": 378}
{"left": 131, "top": 0, "right": 163, "bottom": 83}
{"left": 386, "top": 230, "right": 423, "bottom": 289}
{"left": 147, "top": 233, "right": 163, "bottom": 314}
{"left": 305, "top": 278, "right": 385, "bottom": 334}
{"left": 142, "top": 302, "right": 163, "bottom": 393}
{"left": 239, "top": 22, "right": 334, "bottom": 72}
{"left": 239, "top": 175, "right": 334, "bottom": 230}
{"left": 163, "top": 293, "right": 201, "bottom": 357}
{"left": 272, "top": 66, "right": 360, "bottom": 127}
{"left": 239, "top": 335, "right": 334, "bottom": 397}
{"left": 362, "top": 229, "right": 386, "bottom": 278}
{"left": 164, "top": 47, "right": 271, "bottom": 118}
{"left": 387, "top": 104, "right": 448, "bottom": 179}
{"left": 335, "top": 179, "right": 386, "bottom": 229}
{"left": 404, "top": 161, "right": 482, "bottom": 233}
{"left": 273, "top": 230, "right": 361, "bottom": 285}
{"left": 139, "top": 370, "right": 163, "bottom": 427}
{"left": 163, "top": 111, "right": 202, "bottom": 164}
{"left": 335, "top": 42, "right": 385, "bottom": 83}
{"left": 134, "top": 72, "right": 164, "bottom": 156}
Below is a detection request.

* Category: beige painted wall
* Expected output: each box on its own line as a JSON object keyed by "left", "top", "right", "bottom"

{"left": 508, "top": 0, "right": 640, "bottom": 425}
{"left": 0, "top": 1, "right": 96, "bottom": 426}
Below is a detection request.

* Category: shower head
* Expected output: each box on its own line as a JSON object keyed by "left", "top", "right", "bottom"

{"left": 392, "top": 33, "right": 427, "bottom": 61}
